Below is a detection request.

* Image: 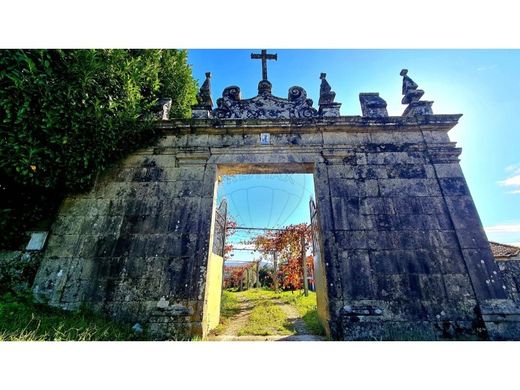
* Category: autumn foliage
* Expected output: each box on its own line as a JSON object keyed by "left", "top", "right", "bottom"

{"left": 223, "top": 219, "right": 237, "bottom": 261}
{"left": 223, "top": 263, "right": 253, "bottom": 289}
{"left": 251, "top": 223, "right": 314, "bottom": 291}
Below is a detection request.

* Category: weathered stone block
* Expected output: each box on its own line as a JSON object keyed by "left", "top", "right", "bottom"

{"left": 444, "top": 273, "right": 475, "bottom": 301}
{"left": 387, "top": 164, "right": 427, "bottom": 179}
{"left": 444, "top": 196, "right": 483, "bottom": 229}
{"left": 439, "top": 177, "right": 469, "bottom": 196}
{"left": 436, "top": 248, "right": 468, "bottom": 274}
{"left": 339, "top": 250, "right": 375, "bottom": 299}
{"left": 433, "top": 163, "right": 464, "bottom": 178}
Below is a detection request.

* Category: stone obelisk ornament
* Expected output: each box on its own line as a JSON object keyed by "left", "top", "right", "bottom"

{"left": 318, "top": 73, "right": 341, "bottom": 117}
{"left": 191, "top": 72, "right": 214, "bottom": 118}
{"left": 400, "top": 68, "right": 433, "bottom": 116}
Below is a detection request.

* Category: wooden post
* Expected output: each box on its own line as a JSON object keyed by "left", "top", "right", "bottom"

{"left": 273, "top": 251, "right": 278, "bottom": 292}
{"left": 256, "top": 260, "right": 261, "bottom": 288}
{"left": 301, "top": 233, "right": 309, "bottom": 297}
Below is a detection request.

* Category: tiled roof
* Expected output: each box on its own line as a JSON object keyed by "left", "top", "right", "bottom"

{"left": 489, "top": 241, "right": 520, "bottom": 259}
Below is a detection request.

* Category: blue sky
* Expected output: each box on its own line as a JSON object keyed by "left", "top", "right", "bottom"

{"left": 188, "top": 50, "right": 520, "bottom": 249}
{"left": 216, "top": 174, "right": 315, "bottom": 263}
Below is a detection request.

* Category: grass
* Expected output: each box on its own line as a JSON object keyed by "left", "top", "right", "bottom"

{"left": 218, "top": 288, "right": 325, "bottom": 337}
{"left": 238, "top": 288, "right": 325, "bottom": 336}
{"left": 238, "top": 301, "right": 292, "bottom": 336}
{"left": 277, "top": 291, "right": 325, "bottom": 336}
{"left": 0, "top": 291, "right": 145, "bottom": 341}
{"left": 211, "top": 290, "right": 241, "bottom": 336}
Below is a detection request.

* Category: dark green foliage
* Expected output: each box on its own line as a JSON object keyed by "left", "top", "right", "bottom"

{"left": 0, "top": 291, "right": 145, "bottom": 341}
{"left": 0, "top": 251, "right": 42, "bottom": 295}
{"left": 0, "top": 49, "right": 198, "bottom": 249}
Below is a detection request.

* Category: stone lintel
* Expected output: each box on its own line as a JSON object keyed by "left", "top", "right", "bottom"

{"left": 217, "top": 163, "right": 314, "bottom": 175}
{"left": 175, "top": 150, "right": 210, "bottom": 166}
{"left": 157, "top": 114, "right": 462, "bottom": 135}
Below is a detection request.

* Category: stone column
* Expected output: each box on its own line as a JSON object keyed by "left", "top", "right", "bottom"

{"left": 427, "top": 138, "right": 520, "bottom": 339}
{"left": 313, "top": 161, "right": 340, "bottom": 337}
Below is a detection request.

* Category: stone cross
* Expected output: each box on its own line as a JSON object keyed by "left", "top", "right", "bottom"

{"left": 251, "top": 49, "right": 277, "bottom": 80}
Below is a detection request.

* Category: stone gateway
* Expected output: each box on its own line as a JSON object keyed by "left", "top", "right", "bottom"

{"left": 33, "top": 53, "right": 520, "bottom": 340}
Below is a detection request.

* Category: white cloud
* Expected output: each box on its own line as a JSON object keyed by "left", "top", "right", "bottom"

{"left": 476, "top": 64, "right": 497, "bottom": 72}
{"left": 506, "top": 163, "right": 520, "bottom": 172}
{"left": 484, "top": 224, "right": 520, "bottom": 233}
{"left": 499, "top": 164, "right": 520, "bottom": 194}
{"left": 231, "top": 243, "right": 257, "bottom": 251}
{"left": 500, "top": 174, "right": 520, "bottom": 187}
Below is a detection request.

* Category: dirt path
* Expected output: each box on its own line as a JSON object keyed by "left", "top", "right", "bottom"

{"left": 207, "top": 291, "right": 326, "bottom": 341}
{"left": 214, "top": 296, "right": 253, "bottom": 339}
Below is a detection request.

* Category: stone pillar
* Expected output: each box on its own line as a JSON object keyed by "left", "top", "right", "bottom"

{"left": 427, "top": 141, "right": 520, "bottom": 339}
{"left": 313, "top": 161, "right": 340, "bottom": 337}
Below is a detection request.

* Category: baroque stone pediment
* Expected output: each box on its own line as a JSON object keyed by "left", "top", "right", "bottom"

{"left": 212, "top": 84, "right": 318, "bottom": 119}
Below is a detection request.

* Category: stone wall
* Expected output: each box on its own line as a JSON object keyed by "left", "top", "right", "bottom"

{"left": 498, "top": 260, "right": 520, "bottom": 303}
{"left": 33, "top": 116, "right": 520, "bottom": 340}
{"left": 33, "top": 149, "right": 218, "bottom": 338}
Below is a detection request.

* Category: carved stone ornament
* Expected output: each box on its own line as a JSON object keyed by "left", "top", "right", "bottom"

{"left": 318, "top": 73, "right": 336, "bottom": 105}
{"left": 212, "top": 85, "right": 319, "bottom": 119}
{"left": 400, "top": 69, "right": 433, "bottom": 117}
{"left": 318, "top": 73, "right": 342, "bottom": 117}
{"left": 359, "top": 93, "right": 388, "bottom": 118}
{"left": 191, "top": 72, "right": 214, "bottom": 118}
{"left": 153, "top": 98, "right": 172, "bottom": 120}
{"left": 196, "top": 72, "right": 213, "bottom": 107}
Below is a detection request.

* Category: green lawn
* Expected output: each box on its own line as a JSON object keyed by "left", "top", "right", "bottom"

{"left": 211, "top": 290, "right": 241, "bottom": 335}
{"left": 238, "top": 301, "right": 292, "bottom": 336}
{"left": 222, "top": 288, "right": 325, "bottom": 336}
{"left": 277, "top": 291, "right": 325, "bottom": 336}
{"left": 0, "top": 291, "right": 144, "bottom": 341}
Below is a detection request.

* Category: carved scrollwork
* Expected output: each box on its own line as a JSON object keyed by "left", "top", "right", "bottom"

{"left": 209, "top": 83, "right": 318, "bottom": 119}
{"left": 222, "top": 86, "right": 241, "bottom": 101}
{"left": 288, "top": 86, "right": 307, "bottom": 102}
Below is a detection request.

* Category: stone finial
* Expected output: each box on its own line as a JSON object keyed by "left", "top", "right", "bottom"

{"left": 359, "top": 93, "right": 388, "bottom": 118}
{"left": 319, "top": 73, "right": 336, "bottom": 105}
{"left": 318, "top": 73, "right": 341, "bottom": 117}
{"left": 400, "top": 69, "right": 433, "bottom": 117}
{"left": 196, "top": 72, "right": 213, "bottom": 107}
{"left": 153, "top": 98, "right": 172, "bottom": 120}
{"left": 192, "top": 72, "right": 214, "bottom": 118}
{"left": 400, "top": 69, "right": 424, "bottom": 104}
{"left": 258, "top": 79, "right": 272, "bottom": 95}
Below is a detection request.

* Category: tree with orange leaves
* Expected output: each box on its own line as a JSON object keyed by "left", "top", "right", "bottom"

{"left": 250, "top": 223, "right": 313, "bottom": 291}
{"left": 223, "top": 219, "right": 237, "bottom": 262}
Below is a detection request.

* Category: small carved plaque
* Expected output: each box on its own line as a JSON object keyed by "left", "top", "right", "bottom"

{"left": 26, "top": 231, "right": 49, "bottom": 251}
{"left": 260, "top": 133, "right": 270, "bottom": 145}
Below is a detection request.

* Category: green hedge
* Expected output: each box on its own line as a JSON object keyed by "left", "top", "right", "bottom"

{"left": 0, "top": 49, "right": 198, "bottom": 248}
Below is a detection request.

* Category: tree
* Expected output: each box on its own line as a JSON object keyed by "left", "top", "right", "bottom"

{"left": 223, "top": 263, "right": 254, "bottom": 290}
{"left": 0, "top": 49, "right": 198, "bottom": 249}
{"left": 223, "top": 219, "right": 237, "bottom": 262}
{"left": 250, "top": 223, "right": 314, "bottom": 291}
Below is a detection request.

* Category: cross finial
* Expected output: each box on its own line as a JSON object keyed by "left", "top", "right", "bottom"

{"left": 251, "top": 49, "right": 277, "bottom": 81}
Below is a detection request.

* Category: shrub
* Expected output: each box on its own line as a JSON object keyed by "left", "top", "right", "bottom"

{"left": 0, "top": 49, "right": 198, "bottom": 249}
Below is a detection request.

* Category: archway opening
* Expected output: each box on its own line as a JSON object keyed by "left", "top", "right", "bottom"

{"left": 202, "top": 164, "right": 330, "bottom": 340}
